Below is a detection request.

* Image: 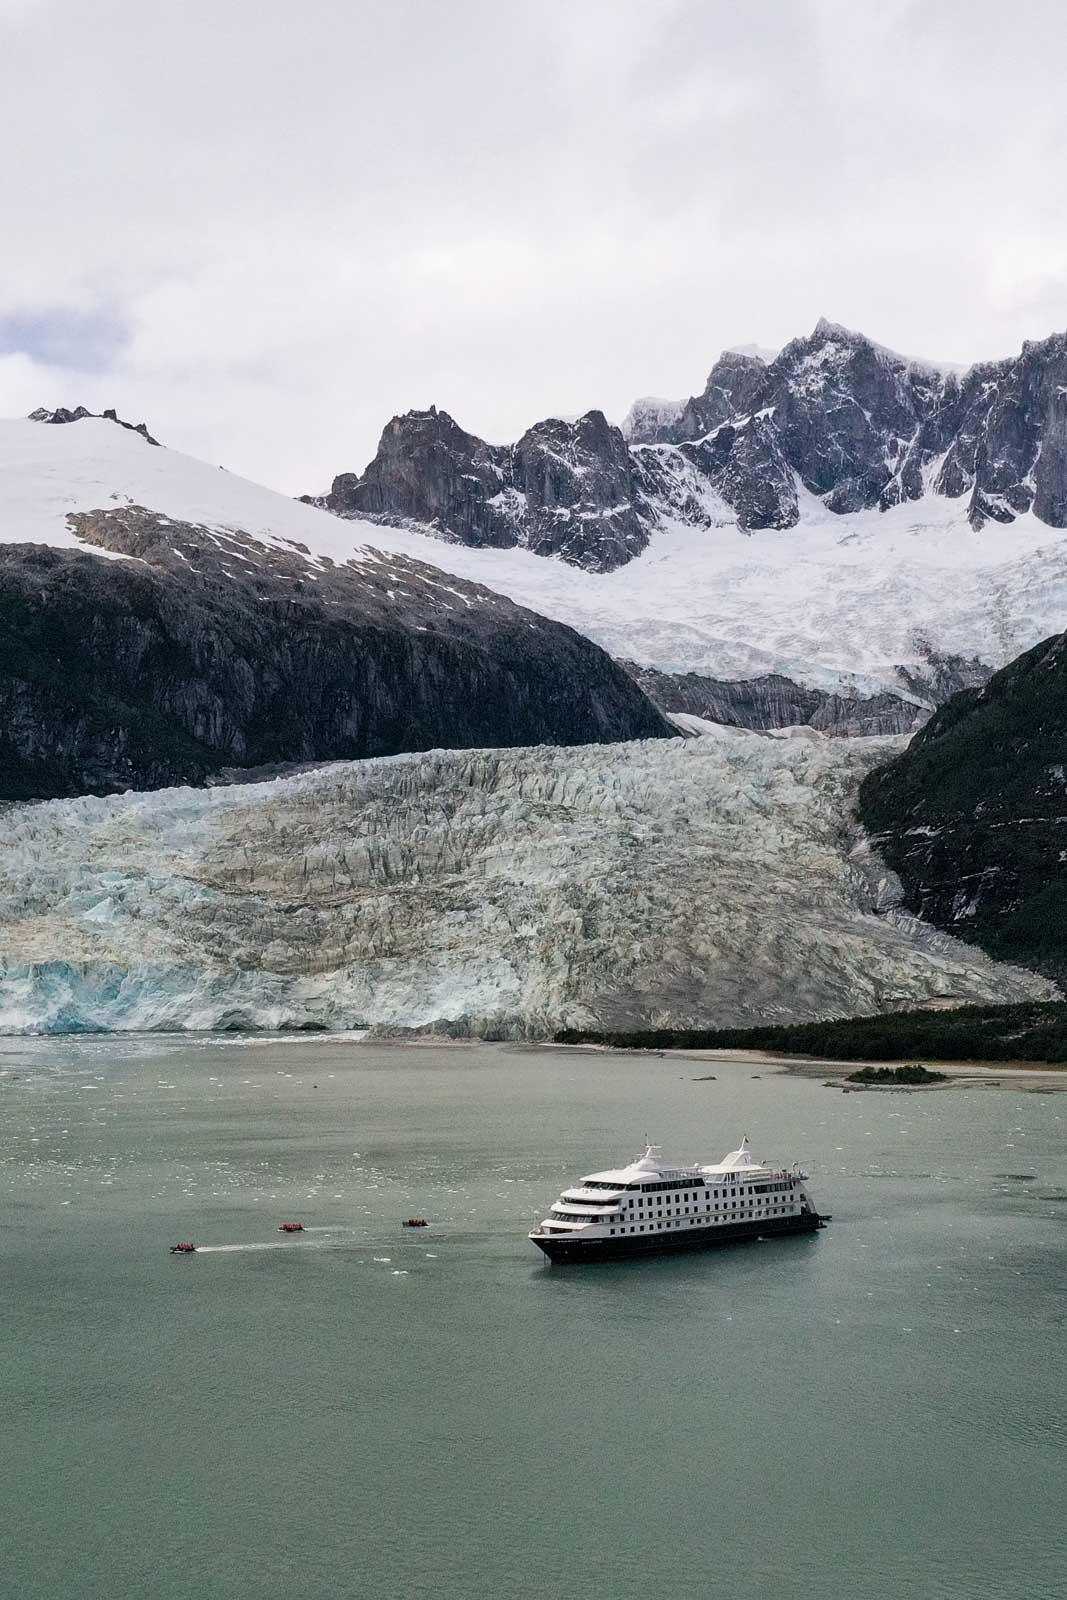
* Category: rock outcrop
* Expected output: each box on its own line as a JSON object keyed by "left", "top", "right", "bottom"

{"left": 623, "top": 664, "right": 928, "bottom": 737}
{"left": 28, "top": 405, "right": 159, "bottom": 445}
{"left": 859, "top": 629, "right": 1067, "bottom": 981}
{"left": 311, "top": 321, "right": 1067, "bottom": 570}
{"left": 314, "top": 404, "right": 651, "bottom": 572}
{"left": 0, "top": 503, "right": 669, "bottom": 801}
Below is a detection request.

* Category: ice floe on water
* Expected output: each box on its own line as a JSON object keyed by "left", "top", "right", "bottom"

{"left": 0, "top": 737, "right": 1054, "bottom": 1037}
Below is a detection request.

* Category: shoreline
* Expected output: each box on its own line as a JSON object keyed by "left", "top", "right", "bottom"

{"left": 540, "top": 1041, "right": 1067, "bottom": 1090}
{"left": 4, "top": 1029, "right": 1066, "bottom": 1090}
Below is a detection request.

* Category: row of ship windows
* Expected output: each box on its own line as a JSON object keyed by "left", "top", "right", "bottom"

{"left": 555, "top": 1202, "right": 798, "bottom": 1224}
{"left": 608, "top": 1206, "right": 796, "bottom": 1234}
{"left": 565, "top": 1184, "right": 795, "bottom": 1209}
{"left": 634, "top": 1181, "right": 704, "bottom": 1194}
{"left": 631, "top": 1179, "right": 794, "bottom": 1196}
{"left": 624, "top": 1187, "right": 792, "bottom": 1207}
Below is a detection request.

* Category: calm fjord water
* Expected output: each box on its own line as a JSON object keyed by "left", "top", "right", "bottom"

{"left": 2, "top": 1037, "right": 1065, "bottom": 1600}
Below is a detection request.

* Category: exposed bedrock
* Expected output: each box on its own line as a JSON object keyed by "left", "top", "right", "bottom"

{"left": 859, "top": 627, "right": 1067, "bottom": 982}
{"left": 622, "top": 663, "right": 928, "bottom": 737}
{"left": 27, "top": 405, "right": 160, "bottom": 445}
{"left": 0, "top": 506, "right": 669, "bottom": 801}
{"left": 313, "top": 404, "right": 650, "bottom": 572}
{"left": 310, "top": 322, "right": 1067, "bottom": 571}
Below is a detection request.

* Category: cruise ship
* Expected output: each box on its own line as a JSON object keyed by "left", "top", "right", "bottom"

{"left": 529, "top": 1139, "right": 825, "bottom": 1264}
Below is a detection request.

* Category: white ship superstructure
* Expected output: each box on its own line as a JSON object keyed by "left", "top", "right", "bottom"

{"left": 529, "top": 1139, "right": 825, "bottom": 1264}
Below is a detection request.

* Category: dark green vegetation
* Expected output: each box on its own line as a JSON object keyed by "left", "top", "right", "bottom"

{"left": 0, "top": 508, "right": 668, "bottom": 800}
{"left": 554, "top": 1001, "right": 1067, "bottom": 1062}
{"left": 858, "top": 630, "right": 1067, "bottom": 981}
{"left": 845, "top": 1064, "right": 947, "bottom": 1084}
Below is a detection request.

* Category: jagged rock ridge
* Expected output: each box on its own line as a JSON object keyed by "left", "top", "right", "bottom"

{"left": 28, "top": 405, "right": 159, "bottom": 446}
{"left": 312, "top": 321, "right": 1067, "bottom": 572}
{"left": 310, "top": 404, "right": 654, "bottom": 572}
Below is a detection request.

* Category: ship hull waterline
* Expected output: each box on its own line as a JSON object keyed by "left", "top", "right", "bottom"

{"left": 530, "top": 1211, "right": 825, "bottom": 1265}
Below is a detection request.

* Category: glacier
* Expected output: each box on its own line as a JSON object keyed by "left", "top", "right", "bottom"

{"left": 0, "top": 735, "right": 1053, "bottom": 1037}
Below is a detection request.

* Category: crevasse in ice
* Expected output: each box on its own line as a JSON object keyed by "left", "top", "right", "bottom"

{"left": 0, "top": 736, "right": 1052, "bottom": 1036}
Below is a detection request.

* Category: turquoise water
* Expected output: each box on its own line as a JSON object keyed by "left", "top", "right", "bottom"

{"left": 2, "top": 1037, "right": 1065, "bottom": 1600}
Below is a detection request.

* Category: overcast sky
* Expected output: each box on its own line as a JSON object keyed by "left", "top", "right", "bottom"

{"left": 0, "top": 0, "right": 1064, "bottom": 492}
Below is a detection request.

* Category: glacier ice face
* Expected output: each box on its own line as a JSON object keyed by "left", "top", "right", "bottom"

{"left": 0, "top": 737, "right": 1054, "bottom": 1037}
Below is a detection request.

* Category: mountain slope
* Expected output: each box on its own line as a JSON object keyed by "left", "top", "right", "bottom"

{"left": 0, "top": 416, "right": 668, "bottom": 799}
{"left": 859, "top": 630, "right": 1067, "bottom": 980}
{"left": 304, "top": 321, "right": 1067, "bottom": 709}
{"left": 0, "top": 735, "right": 1053, "bottom": 1037}
{"left": 288, "top": 484, "right": 1067, "bottom": 703}
{"left": 314, "top": 320, "right": 1067, "bottom": 566}
{"left": 311, "top": 404, "right": 655, "bottom": 573}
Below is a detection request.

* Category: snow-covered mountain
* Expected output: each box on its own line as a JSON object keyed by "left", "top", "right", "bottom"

{"left": 0, "top": 734, "right": 1052, "bottom": 1037}
{"left": 7, "top": 313, "right": 1067, "bottom": 794}
{"left": 315, "top": 319, "right": 1067, "bottom": 559}
{"left": 0, "top": 412, "right": 667, "bottom": 799}
{"left": 305, "top": 320, "right": 1067, "bottom": 712}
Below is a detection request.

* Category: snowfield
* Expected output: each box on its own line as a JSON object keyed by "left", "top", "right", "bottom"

{"left": 3, "top": 415, "right": 1066, "bottom": 697}
{"left": 349, "top": 483, "right": 1067, "bottom": 698}
{"left": 0, "top": 736, "right": 1053, "bottom": 1037}
{"left": 0, "top": 414, "right": 367, "bottom": 564}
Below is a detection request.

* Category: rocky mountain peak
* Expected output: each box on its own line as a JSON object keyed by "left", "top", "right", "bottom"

{"left": 28, "top": 405, "right": 160, "bottom": 445}
{"left": 310, "top": 321, "right": 1067, "bottom": 572}
{"left": 319, "top": 402, "right": 651, "bottom": 572}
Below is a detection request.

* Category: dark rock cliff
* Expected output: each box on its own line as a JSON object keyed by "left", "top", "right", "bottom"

{"left": 310, "top": 321, "right": 1067, "bottom": 570}
{"left": 623, "top": 663, "right": 928, "bottom": 737}
{"left": 314, "top": 404, "right": 650, "bottom": 572}
{"left": 0, "top": 505, "right": 670, "bottom": 802}
{"left": 858, "top": 630, "right": 1067, "bottom": 981}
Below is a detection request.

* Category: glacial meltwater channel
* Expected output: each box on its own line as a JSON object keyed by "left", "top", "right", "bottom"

{"left": 2, "top": 1037, "right": 1064, "bottom": 1600}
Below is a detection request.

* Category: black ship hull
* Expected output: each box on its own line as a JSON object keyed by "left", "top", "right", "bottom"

{"left": 531, "top": 1211, "right": 824, "bottom": 1265}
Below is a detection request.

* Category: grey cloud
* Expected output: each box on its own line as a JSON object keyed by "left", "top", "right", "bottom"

{"left": 0, "top": 0, "right": 1064, "bottom": 492}
{"left": 0, "top": 308, "right": 128, "bottom": 372}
